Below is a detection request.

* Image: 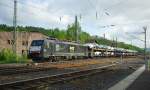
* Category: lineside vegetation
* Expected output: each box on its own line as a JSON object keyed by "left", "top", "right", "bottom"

{"left": 0, "top": 23, "right": 143, "bottom": 53}
{"left": 0, "top": 49, "right": 28, "bottom": 64}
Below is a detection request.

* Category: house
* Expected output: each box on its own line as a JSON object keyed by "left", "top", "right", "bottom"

{"left": 0, "top": 31, "right": 48, "bottom": 55}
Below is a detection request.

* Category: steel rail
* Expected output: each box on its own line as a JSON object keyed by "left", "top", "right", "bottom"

{"left": 0, "top": 66, "right": 56, "bottom": 75}
{"left": 0, "top": 62, "right": 120, "bottom": 89}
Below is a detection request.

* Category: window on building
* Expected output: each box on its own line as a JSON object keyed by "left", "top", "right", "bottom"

{"left": 7, "top": 40, "right": 14, "bottom": 45}
{"left": 22, "top": 41, "right": 28, "bottom": 46}
{"left": 7, "top": 40, "right": 11, "bottom": 44}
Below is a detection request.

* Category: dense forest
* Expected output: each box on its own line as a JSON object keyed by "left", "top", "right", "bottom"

{"left": 0, "top": 23, "right": 143, "bottom": 52}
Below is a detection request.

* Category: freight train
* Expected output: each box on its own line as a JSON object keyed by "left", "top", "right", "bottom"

{"left": 28, "top": 38, "right": 137, "bottom": 62}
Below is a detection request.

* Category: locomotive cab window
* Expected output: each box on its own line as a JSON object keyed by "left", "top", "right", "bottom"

{"left": 31, "top": 40, "right": 44, "bottom": 46}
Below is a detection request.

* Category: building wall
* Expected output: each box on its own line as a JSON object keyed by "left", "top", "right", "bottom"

{"left": 0, "top": 32, "right": 48, "bottom": 55}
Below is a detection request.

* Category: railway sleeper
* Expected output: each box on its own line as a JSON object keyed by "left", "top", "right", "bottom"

{"left": 0, "top": 64, "right": 117, "bottom": 90}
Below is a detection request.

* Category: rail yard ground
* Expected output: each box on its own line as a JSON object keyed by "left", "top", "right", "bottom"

{"left": 0, "top": 56, "right": 141, "bottom": 68}
{"left": 48, "top": 63, "right": 143, "bottom": 90}
{"left": 0, "top": 57, "right": 145, "bottom": 90}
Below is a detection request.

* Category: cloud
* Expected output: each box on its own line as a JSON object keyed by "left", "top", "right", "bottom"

{"left": 0, "top": 0, "right": 150, "bottom": 48}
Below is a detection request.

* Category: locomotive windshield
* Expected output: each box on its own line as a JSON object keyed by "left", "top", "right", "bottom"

{"left": 31, "top": 40, "right": 44, "bottom": 46}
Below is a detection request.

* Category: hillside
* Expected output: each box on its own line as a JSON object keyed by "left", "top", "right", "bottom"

{"left": 147, "top": 48, "right": 150, "bottom": 52}
{"left": 0, "top": 24, "right": 143, "bottom": 52}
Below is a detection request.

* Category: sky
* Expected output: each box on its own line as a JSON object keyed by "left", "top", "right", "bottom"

{"left": 0, "top": 0, "right": 150, "bottom": 48}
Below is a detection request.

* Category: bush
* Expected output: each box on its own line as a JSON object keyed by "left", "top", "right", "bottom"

{"left": 0, "top": 49, "right": 28, "bottom": 64}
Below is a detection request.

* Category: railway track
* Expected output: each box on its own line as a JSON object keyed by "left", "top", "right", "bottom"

{"left": 0, "top": 57, "right": 139, "bottom": 76}
{"left": 0, "top": 63, "right": 119, "bottom": 90}
{"left": 0, "top": 66, "right": 57, "bottom": 75}
{"left": 0, "top": 58, "right": 119, "bottom": 75}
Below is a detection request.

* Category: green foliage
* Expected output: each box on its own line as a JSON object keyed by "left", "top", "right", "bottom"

{"left": 66, "top": 23, "right": 90, "bottom": 43}
{"left": 91, "top": 36, "right": 143, "bottom": 52}
{"left": 0, "top": 49, "right": 28, "bottom": 64}
{"left": 0, "top": 24, "right": 13, "bottom": 32}
{"left": 93, "top": 36, "right": 113, "bottom": 46}
{"left": 117, "top": 42, "right": 143, "bottom": 52}
{"left": 0, "top": 24, "right": 143, "bottom": 52}
{"left": 79, "top": 31, "right": 90, "bottom": 43}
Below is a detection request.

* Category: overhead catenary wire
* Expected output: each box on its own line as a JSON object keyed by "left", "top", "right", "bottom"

{"left": 1, "top": 0, "right": 130, "bottom": 23}
{"left": 1, "top": 0, "right": 144, "bottom": 28}
{"left": 2, "top": 0, "right": 149, "bottom": 35}
{"left": 17, "top": 0, "right": 66, "bottom": 23}
{"left": 18, "top": 0, "right": 83, "bottom": 19}
{"left": 0, "top": 2, "right": 13, "bottom": 9}
{"left": 0, "top": 2, "right": 18, "bottom": 46}
{"left": 98, "top": 19, "right": 150, "bottom": 29}
{"left": 96, "top": 0, "right": 127, "bottom": 21}
{"left": 104, "top": 0, "right": 126, "bottom": 12}
{"left": 125, "top": 32, "right": 144, "bottom": 42}
{"left": 0, "top": 1, "right": 35, "bottom": 23}
{"left": 1, "top": 0, "right": 124, "bottom": 23}
{"left": 1, "top": 0, "right": 149, "bottom": 48}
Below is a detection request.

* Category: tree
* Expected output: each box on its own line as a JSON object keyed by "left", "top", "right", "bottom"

{"left": 0, "top": 24, "right": 143, "bottom": 52}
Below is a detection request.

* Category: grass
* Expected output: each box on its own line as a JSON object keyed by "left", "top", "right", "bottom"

{"left": 0, "top": 49, "right": 28, "bottom": 64}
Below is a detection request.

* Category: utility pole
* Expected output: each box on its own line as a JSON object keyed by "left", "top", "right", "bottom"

{"left": 143, "top": 26, "right": 148, "bottom": 70}
{"left": 116, "top": 37, "right": 117, "bottom": 48}
{"left": 13, "top": 0, "right": 17, "bottom": 54}
{"left": 103, "top": 33, "right": 105, "bottom": 39}
{"left": 131, "top": 40, "right": 132, "bottom": 47}
{"left": 75, "top": 15, "right": 78, "bottom": 43}
{"left": 111, "top": 37, "right": 114, "bottom": 47}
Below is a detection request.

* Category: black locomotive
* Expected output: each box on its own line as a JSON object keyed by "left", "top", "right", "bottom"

{"left": 28, "top": 38, "right": 137, "bottom": 62}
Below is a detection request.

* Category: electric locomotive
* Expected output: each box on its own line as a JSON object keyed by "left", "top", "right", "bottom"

{"left": 28, "top": 38, "right": 89, "bottom": 61}
{"left": 28, "top": 38, "right": 138, "bottom": 62}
